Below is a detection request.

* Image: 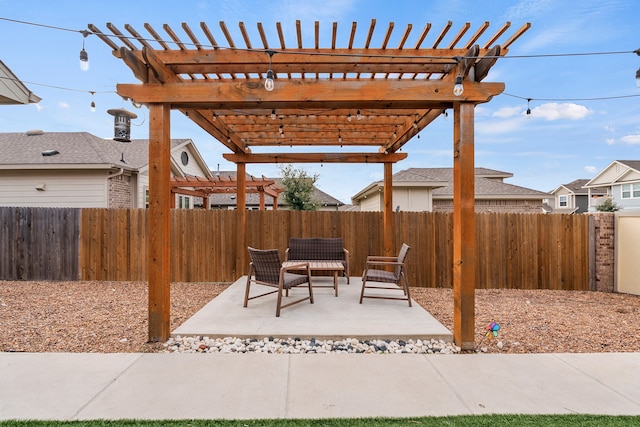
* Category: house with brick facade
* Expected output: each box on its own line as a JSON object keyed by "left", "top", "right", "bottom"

{"left": 0, "top": 131, "right": 211, "bottom": 208}
{"left": 351, "top": 167, "right": 550, "bottom": 213}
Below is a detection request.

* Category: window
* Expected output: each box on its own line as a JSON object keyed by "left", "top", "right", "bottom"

{"left": 559, "top": 195, "right": 568, "bottom": 207}
{"left": 621, "top": 183, "right": 640, "bottom": 199}
{"left": 145, "top": 189, "right": 149, "bottom": 208}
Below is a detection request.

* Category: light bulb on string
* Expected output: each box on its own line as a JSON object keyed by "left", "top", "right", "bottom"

{"left": 453, "top": 76, "right": 464, "bottom": 96}
{"left": 526, "top": 98, "right": 532, "bottom": 118}
{"left": 79, "top": 30, "right": 91, "bottom": 71}
{"left": 356, "top": 109, "right": 362, "bottom": 120}
{"left": 89, "top": 91, "right": 96, "bottom": 112}
{"left": 264, "top": 50, "right": 276, "bottom": 91}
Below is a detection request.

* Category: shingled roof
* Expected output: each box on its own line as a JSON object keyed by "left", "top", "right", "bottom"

{"left": 0, "top": 131, "right": 195, "bottom": 172}
{"left": 353, "top": 167, "right": 546, "bottom": 200}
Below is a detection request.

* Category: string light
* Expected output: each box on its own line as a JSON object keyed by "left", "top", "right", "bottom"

{"left": 636, "top": 48, "right": 640, "bottom": 88}
{"left": 413, "top": 115, "right": 418, "bottom": 129}
{"left": 79, "top": 29, "right": 91, "bottom": 71}
{"left": 264, "top": 50, "right": 276, "bottom": 91}
{"left": 356, "top": 109, "right": 362, "bottom": 120}
{"left": 212, "top": 111, "right": 217, "bottom": 121}
{"left": 526, "top": 98, "right": 532, "bottom": 118}
{"left": 89, "top": 91, "right": 96, "bottom": 112}
{"left": 338, "top": 129, "right": 342, "bottom": 143}
{"left": 271, "top": 109, "right": 276, "bottom": 120}
{"left": 347, "top": 112, "right": 352, "bottom": 122}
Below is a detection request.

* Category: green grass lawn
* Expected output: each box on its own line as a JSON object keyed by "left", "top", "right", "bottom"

{"left": 2, "top": 415, "right": 640, "bottom": 426}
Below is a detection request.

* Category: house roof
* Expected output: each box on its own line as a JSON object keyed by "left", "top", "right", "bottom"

{"left": 0, "top": 131, "right": 205, "bottom": 175}
{"left": 0, "top": 60, "right": 41, "bottom": 105}
{"left": 206, "top": 171, "right": 342, "bottom": 207}
{"left": 552, "top": 179, "right": 607, "bottom": 195}
{"left": 585, "top": 160, "right": 640, "bottom": 188}
{"left": 352, "top": 167, "right": 543, "bottom": 201}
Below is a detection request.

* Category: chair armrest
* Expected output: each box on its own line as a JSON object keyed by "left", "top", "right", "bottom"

{"left": 285, "top": 248, "right": 290, "bottom": 261}
{"left": 343, "top": 248, "right": 350, "bottom": 262}
{"left": 365, "top": 260, "right": 404, "bottom": 268}
{"left": 366, "top": 255, "right": 398, "bottom": 262}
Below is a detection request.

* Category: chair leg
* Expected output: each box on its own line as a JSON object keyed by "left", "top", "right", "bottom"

{"left": 402, "top": 273, "right": 412, "bottom": 307}
{"left": 308, "top": 275, "right": 314, "bottom": 304}
{"left": 359, "top": 272, "right": 367, "bottom": 304}
{"left": 243, "top": 274, "right": 252, "bottom": 308}
{"left": 276, "top": 282, "right": 284, "bottom": 317}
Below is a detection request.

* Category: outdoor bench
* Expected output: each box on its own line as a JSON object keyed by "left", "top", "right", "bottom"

{"left": 285, "top": 237, "right": 350, "bottom": 284}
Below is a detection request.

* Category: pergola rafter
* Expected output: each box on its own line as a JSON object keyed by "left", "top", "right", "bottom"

{"left": 90, "top": 18, "right": 530, "bottom": 350}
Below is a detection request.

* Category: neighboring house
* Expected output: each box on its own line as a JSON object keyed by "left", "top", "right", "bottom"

{"left": 351, "top": 167, "right": 550, "bottom": 213}
{"left": 0, "top": 131, "right": 211, "bottom": 208}
{"left": 548, "top": 179, "right": 608, "bottom": 214}
{"left": 208, "top": 171, "right": 343, "bottom": 211}
{"left": 584, "top": 160, "right": 640, "bottom": 211}
{"left": 1, "top": 60, "right": 41, "bottom": 105}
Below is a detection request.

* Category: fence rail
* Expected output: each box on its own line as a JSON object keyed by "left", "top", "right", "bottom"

{"left": 1, "top": 207, "right": 592, "bottom": 290}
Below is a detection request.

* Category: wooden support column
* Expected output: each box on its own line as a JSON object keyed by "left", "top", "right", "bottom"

{"left": 383, "top": 162, "right": 394, "bottom": 257}
{"left": 452, "top": 102, "right": 476, "bottom": 350}
{"left": 259, "top": 190, "right": 265, "bottom": 210}
{"left": 235, "top": 163, "right": 247, "bottom": 277}
{"left": 148, "top": 103, "right": 171, "bottom": 342}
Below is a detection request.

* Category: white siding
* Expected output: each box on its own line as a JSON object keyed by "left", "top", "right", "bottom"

{"left": 359, "top": 193, "right": 382, "bottom": 211}
{"left": 393, "top": 187, "right": 431, "bottom": 211}
{"left": 0, "top": 170, "right": 108, "bottom": 207}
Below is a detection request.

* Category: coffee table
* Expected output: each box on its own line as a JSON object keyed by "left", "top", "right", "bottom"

{"left": 282, "top": 261, "right": 345, "bottom": 297}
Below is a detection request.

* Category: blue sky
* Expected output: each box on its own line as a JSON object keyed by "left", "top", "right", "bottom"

{"left": 1, "top": 0, "right": 639, "bottom": 203}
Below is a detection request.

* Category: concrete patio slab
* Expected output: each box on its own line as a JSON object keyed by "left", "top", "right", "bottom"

{"left": 172, "top": 276, "right": 453, "bottom": 342}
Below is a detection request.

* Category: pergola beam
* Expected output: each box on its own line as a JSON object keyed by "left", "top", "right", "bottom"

{"left": 223, "top": 152, "right": 407, "bottom": 163}
{"left": 116, "top": 80, "right": 505, "bottom": 107}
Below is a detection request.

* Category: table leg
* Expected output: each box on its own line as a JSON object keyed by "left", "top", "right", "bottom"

{"left": 333, "top": 271, "right": 338, "bottom": 297}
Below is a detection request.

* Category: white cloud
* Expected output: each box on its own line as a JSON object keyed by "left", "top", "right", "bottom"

{"left": 604, "top": 124, "right": 615, "bottom": 132}
{"left": 492, "top": 106, "right": 522, "bottom": 118}
{"left": 33, "top": 103, "right": 43, "bottom": 111}
{"left": 605, "top": 138, "right": 615, "bottom": 146}
{"left": 621, "top": 134, "right": 640, "bottom": 145}
{"left": 584, "top": 165, "right": 598, "bottom": 174}
{"left": 58, "top": 102, "right": 70, "bottom": 109}
{"left": 531, "top": 103, "right": 592, "bottom": 121}
{"left": 476, "top": 118, "right": 523, "bottom": 135}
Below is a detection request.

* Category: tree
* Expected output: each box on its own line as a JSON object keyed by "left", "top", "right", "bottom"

{"left": 595, "top": 196, "right": 620, "bottom": 212}
{"left": 279, "top": 164, "right": 319, "bottom": 210}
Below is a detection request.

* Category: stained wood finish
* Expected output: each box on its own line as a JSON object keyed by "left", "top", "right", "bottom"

{"left": 89, "top": 19, "right": 530, "bottom": 345}
{"left": 89, "top": 19, "right": 529, "bottom": 161}
{"left": 452, "top": 102, "right": 476, "bottom": 351}
{"left": 148, "top": 104, "right": 172, "bottom": 342}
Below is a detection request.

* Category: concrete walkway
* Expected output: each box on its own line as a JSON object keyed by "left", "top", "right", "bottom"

{"left": 1, "top": 352, "right": 640, "bottom": 420}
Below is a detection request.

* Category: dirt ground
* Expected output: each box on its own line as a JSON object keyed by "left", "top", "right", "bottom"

{"left": 1, "top": 280, "right": 639, "bottom": 354}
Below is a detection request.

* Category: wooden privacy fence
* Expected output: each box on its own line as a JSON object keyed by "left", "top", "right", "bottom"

{"left": 79, "top": 209, "right": 591, "bottom": 290}
{"left": 0, "top": 207, "right": 80, "bottom": 280}
{"left": 1, "top": 207, "right": 593, "bottom": 290}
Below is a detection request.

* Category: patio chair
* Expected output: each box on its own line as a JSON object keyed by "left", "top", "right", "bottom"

{"left": 359, "top": 243, "right": 412, "bottom": 307}
{"left": 244, "top": 247, "right": 314, "bottom": 317}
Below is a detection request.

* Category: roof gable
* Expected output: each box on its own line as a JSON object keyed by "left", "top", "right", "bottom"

{"left": 585, "top": 160, "right": 640, "bottom": 187}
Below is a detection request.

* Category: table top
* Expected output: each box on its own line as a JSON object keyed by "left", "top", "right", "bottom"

{"left": 282, "top": 260, "right": 344, "bottom": 271}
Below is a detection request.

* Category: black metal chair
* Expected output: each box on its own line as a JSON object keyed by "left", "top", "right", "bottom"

{"left": 359, "top": 243, "right": 412, "bottom": 307}
{"left": 244, "top": 247, "right": 314, "bottom": 317}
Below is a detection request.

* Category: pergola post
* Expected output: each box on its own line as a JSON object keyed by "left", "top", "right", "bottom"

{"left": 148, "top": 103, "right": 172, "bottom": 342}
{"left": 236, "top": 162, "right": 247, "bottom": 276}
{"left": 383, "top": 162, "right": 394, "bottom": 256}
{"left": 452, "top": 102, "right": 476, "bottom": 350}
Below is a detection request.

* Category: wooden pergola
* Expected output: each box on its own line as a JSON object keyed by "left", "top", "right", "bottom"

{"left": 171, "top": 175, "right": 283, "bottom": 210}
{"left": 90, "top": 19, "right": 530, "bottom": 350}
